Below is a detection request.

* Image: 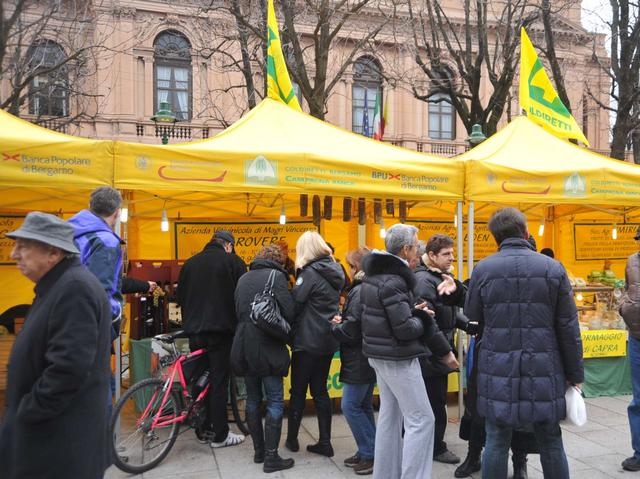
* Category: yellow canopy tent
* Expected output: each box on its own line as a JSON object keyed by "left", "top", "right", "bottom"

{"left": 462, "top": 116, "right": 640, "bottom": 206}
{"left": 0, "top": 108, "right": 114, "bottom": 210}
{"left": 0, "top": 109, "right": 114, "bottom": 313}
{"left": 459, "top": 115, "right": 640, "bottom": 280}
{"left": 114, "top": 98, "right": 463, "bottom": 201}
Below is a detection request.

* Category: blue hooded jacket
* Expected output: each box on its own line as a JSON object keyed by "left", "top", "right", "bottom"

{"left": 68, "top": 209, "right": 123, "bottom": 320}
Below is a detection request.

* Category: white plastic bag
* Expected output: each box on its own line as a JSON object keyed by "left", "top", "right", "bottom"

{"left": 565, "top": 385, "right": 587, "bottom": 426}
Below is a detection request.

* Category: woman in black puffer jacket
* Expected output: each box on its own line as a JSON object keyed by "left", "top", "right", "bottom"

{"left": 231, "top": 245, "right": 295, "bottom": 473}
{"left": 331, "top": 247, "right": 376, "bottom": 474}
{"left": 285, "top": 231, "right": 345, "bottom": 457}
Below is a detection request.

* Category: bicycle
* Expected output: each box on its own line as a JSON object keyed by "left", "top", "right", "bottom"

{"left": 110, "top": 330, "right": 248, "bottom": 474}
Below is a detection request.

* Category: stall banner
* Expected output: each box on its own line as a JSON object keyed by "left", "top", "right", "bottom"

{"left": 581, "top": 329, "right": 627, "bottom": 359}
{"left": 0, "top": 216, "right": 25, "bottom": 264}
{"left": 574, "top": 223, "right": 640, "bottom": 261}
{"left": 409, "top": 220, "right": 497, "bottom": 262}
{"left": 282, "top": 352, "right": 459, "bottom": 399}
{"left": 174, "top": 220, "right": 315, "bottom": 264}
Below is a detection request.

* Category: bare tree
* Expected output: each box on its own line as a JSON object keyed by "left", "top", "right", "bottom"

{"left": 588, "top": 0, "right": 640, "bottom": 161}
{"left": 197, "top": 0, "right": 391, "bottom": 121}
{"left": 194, "top": 0, "right": 266, "bottom": 126}
{"left": 278, "top": 0, "right": 390, "bottom": 120}
{"left": 0, "top": 1, "right": 115, "bottom": 128}
{"left": 400, "top": 0, "right": 539, "bottom": 136}
{"left": 539, "top": 0, "right": 574, "bottom": 113}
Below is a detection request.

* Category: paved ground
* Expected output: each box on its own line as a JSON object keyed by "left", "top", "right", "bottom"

{"left": 106, "top": 395, "right": 636, "bottom": 479}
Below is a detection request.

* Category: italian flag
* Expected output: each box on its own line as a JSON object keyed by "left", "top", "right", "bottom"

{"left": 372, "top": 90, "right": 387, "bottom": 141}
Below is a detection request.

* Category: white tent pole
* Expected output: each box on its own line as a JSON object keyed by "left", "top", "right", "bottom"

{"left": 468, "top": 201, "right": 475, "bottom": 277}
{"left": 456, "top": 201, "right": 464, "bottom": 418}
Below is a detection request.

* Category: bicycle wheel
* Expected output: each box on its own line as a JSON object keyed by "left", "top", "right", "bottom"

{"left": 111, "top": 378, "right": 182, "bottom": 474}
{"left": 229, "top": 374, "right": 249, "bottom": 435}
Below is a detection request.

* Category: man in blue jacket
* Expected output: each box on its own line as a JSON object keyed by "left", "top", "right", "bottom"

{"left": 465, "top": 208, "right": 583, "bottom": 479}
{"left": 68, "top": 187, "right": 124, "bottom": 325}
{"left": 68, "top": 186, "right": 123, "bottom": 417}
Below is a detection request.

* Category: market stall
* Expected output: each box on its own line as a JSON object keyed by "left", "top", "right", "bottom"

{"left": 111, "top": 98, "right": 466, "bottom": 398}
{"left": 460, "top": 115, "right": 640, "bottom": 397}
{"left": 0, "top": 99, "right": 466, "bottom": 400}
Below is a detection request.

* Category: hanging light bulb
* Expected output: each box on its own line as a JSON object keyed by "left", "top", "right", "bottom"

{"left": 454, "top": 213, "right": 458, "bottom": 228}
{"left": 538, "top": 217, "right": 545, "bottom": 237}
{"left": 576, "top": 293, "right": 584, "bottom": 302}
{"left": 161, "top": 209, "right": 169, "bottom": 232}
{"left": 612, "top": 223, "right": 618, "bottom": 240}
{"left": 379, "top": 219, "right": 386, "bottom": 239}
{"left": 120, "top": 204, "right": 128, "bottom": 223}
{"left": 279, "top": 205, "right": 286, "bottom": 225}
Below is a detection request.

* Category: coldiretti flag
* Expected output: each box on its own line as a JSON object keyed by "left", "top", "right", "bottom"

{"left": 519, "top": 28, "right": 589, "bottom": 146}
{"left": 267, "top": 0, "right": 302, "bottom": 111}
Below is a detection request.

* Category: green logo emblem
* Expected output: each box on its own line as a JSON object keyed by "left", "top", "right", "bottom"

{"left": 245, "top": 155, "right": 278, "bottom": 185}
{"left": 564, "top": 172, "right": 586, "bottom": 197}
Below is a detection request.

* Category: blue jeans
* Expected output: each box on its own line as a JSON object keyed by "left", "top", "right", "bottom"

{"left": 245, "top": 376, "right": 285, "bottom": 420}
{"left": 629, "top": 336, "right": 640, "bottom": 458}
{"left": 483, "top": 420, "right": 569, "bottom": 479}
{"left": 341, "top": 383, "right": 376, "bottom": 460}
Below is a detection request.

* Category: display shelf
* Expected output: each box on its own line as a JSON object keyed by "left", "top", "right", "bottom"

{"left": 574, "top": 285, "right": 614, "bottom": 293}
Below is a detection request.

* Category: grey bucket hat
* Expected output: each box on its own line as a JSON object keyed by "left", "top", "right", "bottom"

{"left": 5, "top": 211, "right": 79, "bottom": 254}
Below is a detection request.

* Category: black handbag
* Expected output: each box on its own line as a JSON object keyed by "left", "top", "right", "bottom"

{"left": 250, "top": 269, "right": 291, "bottom": 342}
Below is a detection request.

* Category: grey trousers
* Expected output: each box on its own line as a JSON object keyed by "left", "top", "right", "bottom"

{"left": 369, "top": 357, "right": 435, "bottom": 479}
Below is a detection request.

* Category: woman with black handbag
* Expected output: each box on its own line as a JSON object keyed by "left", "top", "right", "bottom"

{"left": 231, "top": 245, "right": 296, "bottom": 473}
{"left": 286, "top": 231, "right": 345, "bottom": 457}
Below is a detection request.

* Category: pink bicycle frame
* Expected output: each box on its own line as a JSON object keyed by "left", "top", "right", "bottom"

{"left": 138, "top": 348, "right": 210, "bottom": 430}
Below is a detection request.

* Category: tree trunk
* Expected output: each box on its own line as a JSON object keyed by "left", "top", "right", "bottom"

{"left": 610, "top": 124, "right": 629, "bottom": 160}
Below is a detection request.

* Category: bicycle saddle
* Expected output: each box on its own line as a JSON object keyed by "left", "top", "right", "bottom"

{"left": 154, "top": 330, "right": 188, "bottom": 343}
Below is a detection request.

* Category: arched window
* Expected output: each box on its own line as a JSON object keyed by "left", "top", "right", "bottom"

{"left": 154, "top": 30, "right": 192, "bottom": 121}
{"left": 428, "top": 67, "right": 456, "bottom": 140}
{"left": 352, "top": 57, "right": 382, "bottom": 137}
{"left": 428, "top": 93, "right": 455, "bottom": 140}
{"left": 28, "top": 41, "right": 68, "bottom": 117}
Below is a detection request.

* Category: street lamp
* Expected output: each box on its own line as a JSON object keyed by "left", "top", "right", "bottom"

{"left": 151, "top": 101, "right": 178, "bottom": 145}
{"left": 467, "top": 124, "right": 487, "bottom": 147}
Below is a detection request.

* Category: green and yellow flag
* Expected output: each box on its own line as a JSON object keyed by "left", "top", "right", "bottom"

{"left": 519, "top": 27, "right": 589, "bottom": 146}
{"left": 267, "top": 0, "right": 301, "bottom": 111}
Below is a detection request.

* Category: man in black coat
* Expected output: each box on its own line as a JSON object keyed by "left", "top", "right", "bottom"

{"left": 0, "top": 212, "right": 111, "bottom": 479}
{"left": 414, "top": 233, "right": 472, "bottom": 465}
{"left": 177, "top": 229, "right": 247, "bottom": 448}
{"left": 465, "top": 207, "right": 583, "bottom": 479}
{"left": 360, "top": 223, "right": 459, "bottom": 479}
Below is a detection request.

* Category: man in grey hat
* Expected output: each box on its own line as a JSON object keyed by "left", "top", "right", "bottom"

{"left": 620, "top": 226, "right": 640, "bottom": 471}
{"left": 177, "top": 229, "right": 247, "bottom": 447}
{"left": 0, "top": 212, "right": 111, "bottom": 479}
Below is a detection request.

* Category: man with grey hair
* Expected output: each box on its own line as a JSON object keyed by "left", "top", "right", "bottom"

{"left": 68, "top": 186, "right": 124, "bottom": 324}
{"left": 0, "top": 212, "right": 111, "bottom": 478}
{"left": 360, "top": 223, "right": 459, "bottom": 478}
{"left": 68, "top": 186, "right": 126, "bottom": 421}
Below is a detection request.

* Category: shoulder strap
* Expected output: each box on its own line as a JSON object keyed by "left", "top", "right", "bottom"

{"left": 263, "top": 269, "right": 277, "bottom": 294}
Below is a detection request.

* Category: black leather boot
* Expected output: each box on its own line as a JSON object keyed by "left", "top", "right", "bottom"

{"left": 454, "top": 444, "right": 482, "bottom": 478}
{"left": 285, "top": 405, "right": 302, "bottom": 452}
{"left": 306, "top": 402, "right": 334, "bottom": 457}
{"left": 512, "top": 452, "right": 528, "bottom": 479}
{"left": 246, "top": 409, "right": 264, "bottom": 463}
{"left": 264, "top": 414, "right": 295, "bottom": 473}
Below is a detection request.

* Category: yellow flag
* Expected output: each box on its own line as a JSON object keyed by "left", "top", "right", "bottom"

{"left": 267, "top": 0, "right": 302, "bottom": 111}
{"left": 519, "top": 28, "right": 589, "bottom": 146}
